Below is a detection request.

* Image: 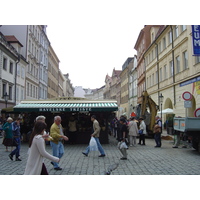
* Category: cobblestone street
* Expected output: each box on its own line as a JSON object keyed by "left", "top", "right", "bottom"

{"left": 1, "top": 134, "right": 200, "bottom": 175}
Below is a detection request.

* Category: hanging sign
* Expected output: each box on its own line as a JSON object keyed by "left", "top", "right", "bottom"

{"left": 192, "top": 25, "right": 200, "bottom": 55}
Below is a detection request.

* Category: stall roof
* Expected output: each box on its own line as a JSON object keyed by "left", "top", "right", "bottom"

{"left": 13, "top": 99, "right": 118, "bottom": 112}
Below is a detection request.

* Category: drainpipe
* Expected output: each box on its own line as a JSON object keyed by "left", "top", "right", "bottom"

{"left": 15, "top": 55, "right": 20, "bottom": 105}
{"left": 170, "top": 25, "right": 176, "bottom": 107}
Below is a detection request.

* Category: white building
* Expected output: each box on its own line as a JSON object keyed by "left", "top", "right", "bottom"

{"left": 1, "top": 25, "right": 50, "bottom": 100}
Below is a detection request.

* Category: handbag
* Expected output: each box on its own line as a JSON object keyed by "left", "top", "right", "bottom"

{"left": 138, "top": 129, "right": 143, "bottom": 135}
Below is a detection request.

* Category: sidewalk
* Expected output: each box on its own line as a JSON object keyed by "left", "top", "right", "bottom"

{"left": 1, "top": 133, "right": 200, "bottom": 175}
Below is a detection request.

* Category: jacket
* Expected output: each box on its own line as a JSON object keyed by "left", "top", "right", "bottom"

{"left": 24, "top": 135, "right": 59, "bottom": 175}
{"left": 139, "top": 120, "right": 147, "bottom": 134}
{"left": 92, "top": 119, "right": 100, "bottom": 138}
{"left": 128, "top": 120, "right": 138, "bottom": 136}
{"left": 50, "top": 123, "right": 63, "bottom": 144}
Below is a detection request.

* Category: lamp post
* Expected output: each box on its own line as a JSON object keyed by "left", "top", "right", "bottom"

{"left": 159, "top": 93, "right": 164, "bottom": 133}
{"left": 3, "top": 92, "right": 9, "bottom": 108}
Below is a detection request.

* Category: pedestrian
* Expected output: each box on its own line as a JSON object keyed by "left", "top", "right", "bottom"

{"left": 128, "top": 117, "right": 138, "bottom": 146}
{"left": 50, "top": 116, "right": 69, "bottom": 170}
{"left": 2, "top": 117, "right": 13, "bottom": 152}
{"left": 9, "top": 117, "right": 22, "bottom": 161}
{"left": 82, "top": 115, "right": 106, "bottom": 157}
{"left": 24, "top": 121, "right": 60, "bottom": 175}
{"left": 112, "top": 116, "right": 118, "bottom": 138}
{"left": 118, "top": 118, "right": 128, "bottom": 160}
{"left": 154, "top": 116, "right": 162, "bottom": 147}
{"left": 68, "top": 116, "right": 77, "bottom": 144}
{"left": 138, "top": 117, "right": 146, "bottom": 145}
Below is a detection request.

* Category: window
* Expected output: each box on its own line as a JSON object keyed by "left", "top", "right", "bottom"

{"left": 164, "top": 65, "right": 167, "bottom": 79}
{"left": 9, "top": 86, "right": 12, "bottom": 100}
{"left": 174, "top": 25, "right": 179, "bottom": 39}
{"left": 195, "top": 56, "right": 200, "bottom": 64}
{"left": 181, "top": 25, "right": 186, "bottom": 32}
{"left": 168, "top": 31, "right": 172, "bottom": 44}
{"left": 183, "top": 51, "right": 188, "bottom": 70}
{"left": 2, "top": 83, "right": 6, "bottom": 98}
{"left": 3, "top": 57, "right": 7, "bottom": 70}
{"left": 163, "top": 37, "right": 166, "bottom": 49}
{"left": 170, "top": 60, "right": 174, "bottom": 76}
{"left": 17, "top": 64, "right": 20, "bottom": 76}
{"left": 176, "top": 56, "right": 180, "bottom": 73}
{"left": 158, "top": 42, "right": 161, "bottom": 53}
{"left": 155, "top": 71, "right": 158, "bottom": 84}
{"left": 152, "top": 73, "right": 154, "bottom": 85}
{"left": 159, "top": 68, "right": 162, "bottom": 81}
{"left": 9, "top": 62, "right": 13, "bottom": 74}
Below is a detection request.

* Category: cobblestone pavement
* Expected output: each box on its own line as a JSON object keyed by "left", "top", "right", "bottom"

{"left": 0, "top": 134, "right": 200, "bottom": 175}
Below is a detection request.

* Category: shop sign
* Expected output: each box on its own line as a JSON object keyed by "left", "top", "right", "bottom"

{"left": 39, "top": 108, "right": 66, "bottom": 112}
{"left": 69, "top": 107, "right": 92, "bottom": 112}
{"left": 192, "top": 25, "right": 200, "bottom": 55}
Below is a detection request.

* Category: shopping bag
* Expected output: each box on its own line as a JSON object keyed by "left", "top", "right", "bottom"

{"left": 89, "top": 137, "right": 98, "bottom": 151}
{"left": 118, "top": 141, "right": 128, "bottom": 149}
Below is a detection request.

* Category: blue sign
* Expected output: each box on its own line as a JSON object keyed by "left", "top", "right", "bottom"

{"left": 192, "top": 25, "right": 200, "bottom": 55}
{"left": 180, "top": 75, "right": 200, "bottom": 87}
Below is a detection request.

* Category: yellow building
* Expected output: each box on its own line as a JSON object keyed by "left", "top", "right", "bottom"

{"left": 144, "top": 25, "right": 200, "bottom": 119}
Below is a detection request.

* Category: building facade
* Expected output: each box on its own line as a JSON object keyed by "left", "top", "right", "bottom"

{"left": 144, "top": 25, "right": 200, "bottom": 119}
{"left": 0, "top": 32, "right": 19, "bottom": 109}
{"left": 48, "top": 45, "right": 59, "bottom": 99}
{"left": 119, "top": 57, "right": 133, "bottom": 116}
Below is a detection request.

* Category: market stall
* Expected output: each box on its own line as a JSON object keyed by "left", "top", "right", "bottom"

{"left": 12, "top": 98, "right": 118, "bottom": 144}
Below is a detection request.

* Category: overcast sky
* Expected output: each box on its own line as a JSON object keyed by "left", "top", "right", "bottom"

{"left": 46, "top": 3, "right": 143, "bottom": 89}
{"left": 3, "top": 0, "right": 195, "bottom": 89}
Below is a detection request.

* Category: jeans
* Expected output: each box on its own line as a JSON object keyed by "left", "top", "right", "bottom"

{"left": 10, "top": 138, "right": 21, "bottom": 158}
{"left": 84, "top": 137, "right": 105, "bottom": 155}
{"left": 154, "top": 133, "right": 162, "bottom": 147}
{"left": 50, "top": 141, "right": 64, "bottom": 168}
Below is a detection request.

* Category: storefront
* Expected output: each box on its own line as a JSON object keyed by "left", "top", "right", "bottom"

{"left": 12, "top": 98, "right": 118, "bottom": 144}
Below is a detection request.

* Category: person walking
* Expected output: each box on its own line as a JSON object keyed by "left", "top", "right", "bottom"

{"left": 82, "top": 115, "right": 105, "bottom": 157}
{"left": 128, "top": 117, "right": 138, "bottom": 146}
{"left": 154, "top": 116, "right": 162, "bottom": 147}
{"left": 24, "top": 121, "right": 60, "bottom": 175}
{"left": 2, "top": 117, "right": 13, "bottom": 152}
{"left": 9, "top": 117, "right": 22, "bottom": 161}
{"left": 138, "top": 117, "right": 146, "bottom": 145}
{"left": 50, "top": 116, "right": 69, "bottom": 170}
{"left": 118, "top": 118, "right": 128, "bottom": 160}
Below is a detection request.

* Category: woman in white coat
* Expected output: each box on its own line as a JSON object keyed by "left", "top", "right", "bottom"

{"left": 128, "top": 117, "right": 138, "bottom": 146}
{"left": 24, "top": 121, "right": 59, "bottom": 175}
{"left": 138, "top": 117, "right": 147, "bottom": 145}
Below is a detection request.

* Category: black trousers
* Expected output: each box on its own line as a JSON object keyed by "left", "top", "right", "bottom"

{"left": 139, "top": 134, "right": 145, "bottom": 145}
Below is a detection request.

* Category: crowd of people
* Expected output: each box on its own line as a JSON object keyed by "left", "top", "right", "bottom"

{"left": 109, "top": 115, "right": 163, "bottom": 160}
{"left": 1, "top": 112, "right": 189, "bottom": 175}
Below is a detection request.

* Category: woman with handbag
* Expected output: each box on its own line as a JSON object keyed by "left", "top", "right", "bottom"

{"left": 138, "top": 118, "right": 146, "bottom": 145}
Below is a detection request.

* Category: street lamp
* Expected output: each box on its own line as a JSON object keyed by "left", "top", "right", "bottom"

{"left": 3, "top": 92, "right": 9, "bottom": 108}
{"left": 159, "top": 93, "right": 164, "bottom": 133}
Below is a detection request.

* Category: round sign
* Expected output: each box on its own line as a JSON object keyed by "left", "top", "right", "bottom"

{"left": 182, "top": 91, "right": 192, "bottom": 101}
{"left": 194, "top": 108, "right": 200, "bottom": 117}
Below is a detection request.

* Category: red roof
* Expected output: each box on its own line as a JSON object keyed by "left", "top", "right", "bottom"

{"left": 4, "top": 35, "right": 23, "bottom": 47}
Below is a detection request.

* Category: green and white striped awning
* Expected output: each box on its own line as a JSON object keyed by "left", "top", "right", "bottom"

{"left": 13, "top": 100, "right": 118, "bottom": 112}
